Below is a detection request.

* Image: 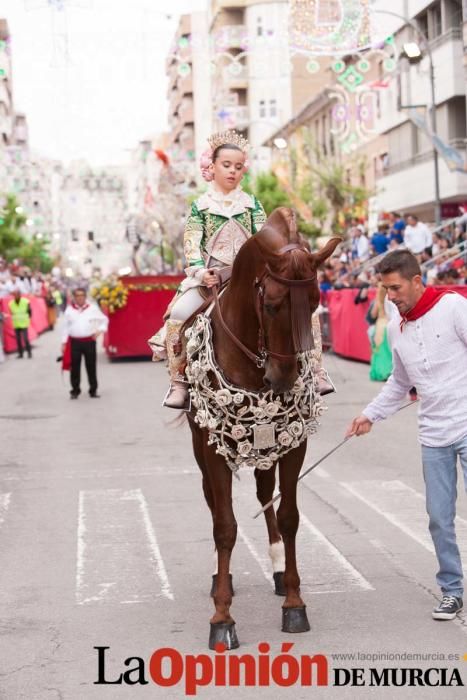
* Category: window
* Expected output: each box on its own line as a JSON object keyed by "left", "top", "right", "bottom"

{"left": 257, "top": 16, "right": 263, "bottom": 36}
{"left": 431, "top": 2, "right": 442, "bottom": 37}
{"left": 269, "top": 98, "right": 277, "bottom": 117}
{"left": 71, "top": 228, "right": 79, "bottom": 242}
{"left": 416, "top": 1, "right": 443, "bottom": 41}
{"left": 259, "top": 99, "right": 266, "bottom": 118}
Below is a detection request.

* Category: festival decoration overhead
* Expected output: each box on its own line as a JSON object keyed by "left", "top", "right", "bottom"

{"left": 289, "top": 0, "right": 371, "bottom": 55}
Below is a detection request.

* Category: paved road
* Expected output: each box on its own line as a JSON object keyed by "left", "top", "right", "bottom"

{"left": 0, "top": 326, "right": 466, "bottom": 699}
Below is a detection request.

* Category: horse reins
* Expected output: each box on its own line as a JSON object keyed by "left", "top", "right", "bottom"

{"left": 212, "top": 242, "right": 316, "bottom": 369}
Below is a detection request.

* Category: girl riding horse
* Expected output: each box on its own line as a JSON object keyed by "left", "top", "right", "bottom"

{"left": 148, "top": 129, "right": 334, "bottom": 408}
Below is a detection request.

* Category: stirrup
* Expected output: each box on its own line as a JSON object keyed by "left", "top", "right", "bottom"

{"left": 318, "top": 368, "right": 336, "bottom": 396}
{"left": 162, "top": 381, "right": 191, "bottom": 411}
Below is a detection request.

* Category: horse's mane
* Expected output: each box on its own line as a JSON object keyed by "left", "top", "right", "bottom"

{"left": 232, "top": 207, "right": 313, "bottom": 283}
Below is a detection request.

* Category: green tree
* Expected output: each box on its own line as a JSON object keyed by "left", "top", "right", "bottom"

{"left": 0, "top": 194, "right": 53, "bottom": 271}
{"left": 15, "top": 238, "right": 53, "bottom": 273}
{"left": 0, "top": 194, "right": 26, "bottom": 259}
{"left": 250, "top": 172, "right": 291, "bottom": 215}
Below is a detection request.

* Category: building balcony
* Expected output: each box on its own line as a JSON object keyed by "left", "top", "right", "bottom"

{"left": 375, "top": 145, "right": 467, "bottom": 216}
{"left": 179, "top": 98, "right": 194, "bottom": 123}
{"left": 221, "top": 62, "right": 248, "bottom": 89}
{"left": 215, "top": 105, "right": 249, "bottom": 130}
{"left": 212, "top": 24, "right": 248, "bottom": 52}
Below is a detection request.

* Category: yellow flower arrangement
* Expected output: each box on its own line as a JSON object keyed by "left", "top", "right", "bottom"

{"left": 90, "top": 279, "right": 180, "bottom": 313}
{"left": 91, "top": 279, "right": 129, "bottom": 313}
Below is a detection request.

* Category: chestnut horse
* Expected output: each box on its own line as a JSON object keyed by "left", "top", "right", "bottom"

{"left": 186, "top": 208, "right": 341, "bottom": 649}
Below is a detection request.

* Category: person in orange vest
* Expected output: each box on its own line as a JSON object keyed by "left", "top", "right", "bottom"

{"left": 8, "top": 288, "right": 32, "bottom": 359}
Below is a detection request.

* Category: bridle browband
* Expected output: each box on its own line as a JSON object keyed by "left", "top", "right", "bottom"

{"left": 212, "top": 241, "right": 317, "bottom": 369}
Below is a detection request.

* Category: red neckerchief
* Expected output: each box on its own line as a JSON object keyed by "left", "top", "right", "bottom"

{"left": 400, "top": 287, "right": 454, "bottom": 331}
{"left": 72, "top": 302, "right": 90, "bottom": 312}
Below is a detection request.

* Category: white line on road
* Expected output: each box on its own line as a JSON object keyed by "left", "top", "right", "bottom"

{"left": 237, "top": 524, "right": 274, "bottom": 588}
{"left": 341, "top": 480, "right": 435, "bottom": 554}
{"left": 0, "top": 492, "right": 11, "bottom": 526}
{"left": 341, "top": 480, "right": 467, "bottom": 573}
{"left": 299, "top": 512, "right": 374, "bottom": 591}
{"left": 76, "top": 488, "right": 173, "bottom": 605}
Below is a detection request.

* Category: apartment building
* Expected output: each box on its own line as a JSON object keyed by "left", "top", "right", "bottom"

{"left": 0, "top": 19, "right": 13, "bottom": 149}
{"left": 372, "top": 0, "right": 466, "bottom": 221}
{"left": 209, "top": 0, "right": 294, "bottom": 172}
{"left": 59, "top": 163, "right": 129, "bottom": 276}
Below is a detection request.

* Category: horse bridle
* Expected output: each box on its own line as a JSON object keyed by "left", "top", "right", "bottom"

{"left": 212, "top": 242, "right": 316, "bottom": 369}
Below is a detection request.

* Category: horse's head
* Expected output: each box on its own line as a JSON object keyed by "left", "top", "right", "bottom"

{"left": 251, "top": 208, "right": 341, "bottom": 393}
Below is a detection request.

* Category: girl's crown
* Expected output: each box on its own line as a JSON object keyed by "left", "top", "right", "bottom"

{"left": 207, "top": 129, "right": 250, "bottom": 154}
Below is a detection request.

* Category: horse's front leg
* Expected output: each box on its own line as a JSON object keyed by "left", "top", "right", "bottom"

{"left": 207, "top": 453, "right": 239, "bottom": 650}
{"left": 277, "top": 441, "right": 310, "bottom": 633}
{"left": 255, "top": 466, "right": 286, "bottom": 596}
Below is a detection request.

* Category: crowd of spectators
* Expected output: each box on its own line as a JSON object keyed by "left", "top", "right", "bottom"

{"left": 318, "top": 211, "right": 467, "bottom": 294}
{"left": 0, "top": 258, "right": 70, "bottom": 362}
{"left": 0, "top": 258, "right": 68, "bottom": 309}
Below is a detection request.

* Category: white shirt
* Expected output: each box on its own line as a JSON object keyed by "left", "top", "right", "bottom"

{"left": 404, "top": 222, "right": 432, "bottom": 254}
{"left": 356, "top": 235, "right": 370, "bottom": 261}
{"left": 363, "top": 294, "right": 467, "bottom": 447}
{"left": 62, "top": 302, "right": 109, "bottom": 342}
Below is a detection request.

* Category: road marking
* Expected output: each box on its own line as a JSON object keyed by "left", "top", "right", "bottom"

{"left": 313, "top": 467, "right": 331, "bottom": 479}
{"left": 299, "top": 512, "right": 374, "bottom": 592}
{"left": 0, "top": 493, "right": 11, "bottom": 526}
{"left": 234, "top": 478, "right": 373, "bottom": 594}
{"left": 341, "top": 479, "right": 467, "bottom": 571}
{"left": 237, "top": 524, "right": 274, "bottom": 588}
{"left": 76, "top": 488, "right": 173, "bottom": 604}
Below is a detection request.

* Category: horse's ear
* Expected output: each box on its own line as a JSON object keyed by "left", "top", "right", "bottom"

{"left": 311, "top": 237, "right": 343, "bottom": 266}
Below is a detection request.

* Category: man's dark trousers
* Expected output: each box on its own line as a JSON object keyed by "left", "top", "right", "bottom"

{"left": 15, "top": 328, "right": 31, "bottom": 357}
{"left": 70, "top": 338, "right": 97, "bottom": 395}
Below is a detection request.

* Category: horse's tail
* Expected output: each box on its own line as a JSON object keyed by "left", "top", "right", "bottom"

{"left": 164, "top": 411, "right": 188, "bottom": 429}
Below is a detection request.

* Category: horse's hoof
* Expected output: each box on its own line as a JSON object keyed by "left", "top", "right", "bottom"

{"left": 282, "top": 606, "right": 311, "bottom": 633}
{"left": 210, "top": 573, "right": 234, "bottom": 598}
{"left": 273, "top": 571, "right": 286, "bottom": 596}
{"left": 209, "top": 622, "right": 239, "bottom": 650}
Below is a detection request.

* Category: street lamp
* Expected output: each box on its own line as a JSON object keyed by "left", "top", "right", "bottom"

{"left": 373, "top": 9, "right": 441, "bottom": 225}
{"left": 273, "top": 137, "right": 288, "bottom": 149}
{"left": 401, "top": 42, "right": 422, "bottom": 61}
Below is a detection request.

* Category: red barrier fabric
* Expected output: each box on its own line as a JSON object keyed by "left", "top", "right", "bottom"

{"left": 105, "top": 276, "right": 183, "bottom": 358}
{"left": 0, "top": 295, "right": 48, "bottom": 353}
{"left": 327, "top": 286, "right": 467, "bottom": 363}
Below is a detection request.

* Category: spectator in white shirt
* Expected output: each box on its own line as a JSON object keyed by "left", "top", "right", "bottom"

{"left": 404, "top": 214, "right": 432, "bottom": 255}
{"left": 62, "top": 287, "right": 108, "bottom": 399}
{"left": 351, "top": 226, "right": 370, "bottom": 261}
{"left": 347, "top": 250, "right": 467, "bottom": 622}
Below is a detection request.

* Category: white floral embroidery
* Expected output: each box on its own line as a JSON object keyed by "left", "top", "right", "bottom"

{"left": 237, "top": 440, "right": 253, "bottom": 456}
{"left": 231, "top": 424, "right": 247, "bottom": 440}
{"left": 278, "top": 431, "right": 293, "bottom": 447}
{"left": 289, "top": 421, "right": 303, "bottom": 437}
{"left": 215, "top": 389, "right": 233, "bottom": 406}
{"left": 186, "top": 314, "right": 324, "bottom": 472}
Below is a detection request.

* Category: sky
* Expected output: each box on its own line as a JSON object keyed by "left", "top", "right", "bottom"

{"left": 1, "top": 0, "right": 206, "bottom": 166}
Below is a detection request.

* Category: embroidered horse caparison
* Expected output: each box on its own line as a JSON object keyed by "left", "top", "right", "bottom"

{"left": 186, "top": 313, "right": 326, "bottom": 472}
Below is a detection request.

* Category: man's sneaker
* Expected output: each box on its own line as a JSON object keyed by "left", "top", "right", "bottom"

{"left": 432, "top": 595, "right": 463, "bottom": 620}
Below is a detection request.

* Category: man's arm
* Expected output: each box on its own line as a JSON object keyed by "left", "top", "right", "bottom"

{"left": 62, "top": 307, "right": 71, "bottom": 346}
{"left": 93, "top": 306, "right": 109, "bottom": 337}
{"left": 346, "top": 348, "right": 412, "bottom": 437}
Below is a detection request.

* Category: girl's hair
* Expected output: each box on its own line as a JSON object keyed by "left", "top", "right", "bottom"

{"left": 200, "top": 144, "right": 248, "bottom": 181}
{"left": 212, "top": 143, "right": 243, "bottom": 161}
